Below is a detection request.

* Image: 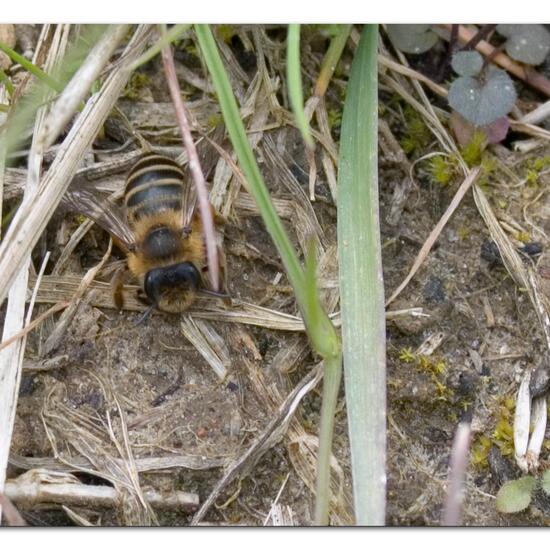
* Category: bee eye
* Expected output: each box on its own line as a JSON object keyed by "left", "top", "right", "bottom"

{"left": 144, "top": 262, "right": 200, "bottom": 305}
{"left": 144, "top": 269, "right": 163, "bottom": 305}
{"left": 174, "top": 262, "right": 200, "bottom": 289}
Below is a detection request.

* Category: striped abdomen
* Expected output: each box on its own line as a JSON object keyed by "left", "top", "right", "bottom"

{"left": 124, "top": 153, "right": 185, "bottom": 227}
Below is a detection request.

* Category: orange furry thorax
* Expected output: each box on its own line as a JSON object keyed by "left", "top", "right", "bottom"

{"left": 127, "top": 211, "right": 205, "bottom": 280}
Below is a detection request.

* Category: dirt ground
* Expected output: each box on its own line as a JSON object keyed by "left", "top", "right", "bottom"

{"left": 3, "top": 24, "right": 550, "bottom": 526}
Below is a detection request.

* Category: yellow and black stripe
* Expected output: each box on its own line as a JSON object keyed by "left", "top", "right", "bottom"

{"left": 124, "top": 153, "right": 185, "bottom": 225}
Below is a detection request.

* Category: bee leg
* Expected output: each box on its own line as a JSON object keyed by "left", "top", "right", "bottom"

{"left": 111, "top": 264, "right": 127, "bottom": 310}
{"left": 136, "top": 289, "right": 150, "bottom": 306}
{"left": 134, "top": 303, "right": 155, "bottom": 326}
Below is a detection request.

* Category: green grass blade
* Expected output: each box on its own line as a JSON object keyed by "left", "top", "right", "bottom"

{"left": 195, "top": 24, "right": 306, "bottom": 298}
{"left": 0, "top": 41, "right": 63, "bottom": 93}
{"left": 286, "top": 24, "right": 314, "bottom": 150}
{"left": 1, "top": 25, "right": 106, "bottom": 160}
{"left": 195, "top": 24, "right": 342, "bottom": 524}
{"left": 337, "top": 24, "right": 386, "bottom": 525}
{"left": 131, "top": 24, "right": 192, "bottom": 71}
{"left": 0, "top": 68, "right": 14, "bottom": 96}
{"left": 314, "top": 24, "right": 352, "bottom": 98}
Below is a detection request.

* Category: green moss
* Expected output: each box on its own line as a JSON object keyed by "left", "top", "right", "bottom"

{"left": 417, "top": 355, "right": 447, "bottom": 377}
{"left": 516, "top": 231, "right": 530, "bottom": 243}
{"left": 207, "top": 113, "right": 224, "bottom": 129}
{"left": 493, "top": 418, "right": 514, "bottom": 456}
{"left": 428, "top": 155, "right": 455, "bottom": 185}
{"left": 460, "top": 130, "right": 487, "bottom": 167}
{"left": 434, "top": 379, "right": 454, "bottom": 400}
{"left": 471, "top": 435, "right": 492, "bottom": 468}
{"left": 476, "top": 154, "right": 497, "bottom": 189}
{"left": 531, "top": 155, "right": 550, "bottom": 171}
{"left": 327, "top": 108, "right": 342, "bottom": 130}
{"left": 398, "top": 347, "right": 416, "bottom": 363}
{"left": 398, "top": 350, "right": 454, "bottom": 402}
{"left": 122, "top": 72, "right": 151, "bottom": 101}
{"left": 491, "top": 396, "right": 516, "bottom": 457}
{"left": 524, "top": 155, "right": 550, "bottom": 186}
{"left": 427, "top": 140, "right": 497, "bottom": 188}
{"left": 217, "top": 25, "right": 237, "bottom": 44}
{"left": 400, "top": 105, "right": 432, "bottom": 156}
{"left": 457, "top": 226, "right": 471, "bottom": 241}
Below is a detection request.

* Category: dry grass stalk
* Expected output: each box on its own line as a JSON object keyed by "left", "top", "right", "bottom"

{"left": 0, "top": 25, "right": 151, "bottom": 307}
{"left": 474, "top": 185, "right": 550, "bottom": 350}
{"left": 0, "top": 26, "right": 71, "bottom": 520}
{"left": 27, "top": 273, "right": 421, "bottom": 330}
{"left": 0, "top": 30, "right": 151, "bottom": 519}
{"left": 264, "top": 504, "right": 295, "bottom": 526}
{"left": 225, "top": 327, "right": 353, "bottom": 525}
{"left": 40, "top": 25, "right": 130, "bottom": 150}
{"left": 0, "top": 493, "right": 26, "bottom": 526}
{"left": 180, "top": 316, "right": 230, "bottom": 380}
{"left": 441, "top": 421, "right": 471, "bottom": 526}
{"left": 191, "top": 363, "right": 323, "bottom": 525}
{"left": 0, "top": 302, "right": 69, "bottom": 354}
{"left": 41, "top": 372, "right": 158, "bottom": 525}
{"left": 520, "top": 100, "right": 550, "bottom": 126}
{"left": 160, "top": 38, "right": 220, "bottom": 291}
{"left": 262, "top": 472, "right": 291, "bottom": 525}
{"left": 5, "top": 469, "right": 199, "bottom": 513}
{"left": 10, "top": 453, "right": 228, "bottom": 473}
{"left": 386, "top": 167, "right": 481, "bottom": 306}
{"left": 41, "top": 240, "right": 113, "bottom": 356}
{"left": 287, "top": 434, "right": 348, "bottom": 519}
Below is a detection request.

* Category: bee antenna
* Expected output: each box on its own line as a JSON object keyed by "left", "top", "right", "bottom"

{"left": 134, "top": 303, "right": 155, "bottom": 326}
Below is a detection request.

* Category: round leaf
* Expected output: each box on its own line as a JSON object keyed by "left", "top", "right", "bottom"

{"left": 497, "top": 24, "right": 550, "bottom": 66}
{"left": 386, "top": 25, "right": 438, "bottom": 54}
{"left": 448, "top": 69, "right": 516, "bottom": 126}
{"left": 496, "top": 476, "right": 536, "bottom": 514}
{"left": 452, "top": 51, "right": 483, "bottom": 77}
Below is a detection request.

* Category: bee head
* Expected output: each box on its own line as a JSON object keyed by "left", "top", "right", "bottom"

{"left": 144, "top": 262, "right": 200, "bottom": 310}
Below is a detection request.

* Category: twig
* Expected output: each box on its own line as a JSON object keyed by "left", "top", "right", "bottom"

{"left": 130, "top": 24, "right": 191, "bottom": 71}
{"left": 4, "top": 471, "right": 199, "bottom": 512}
{"left": 160, "top": 32, "right": 219, "bottom": 291}
{"left": 519, "top": 99, "right": 550, "bottom": 126}
{"left": 441, "top": 420, "right": 471, "bottom": 526}
{"left": 386, "top": 167, "right": 481, "bottom": 306}
{"left": 0, "top": 493, "right": 26, "bottom": 526}
{"left": 462, "top": 24, "right": 496, "bottom": 51}
{"left": 0, "top": 302, "right": 69, "bottom": 353}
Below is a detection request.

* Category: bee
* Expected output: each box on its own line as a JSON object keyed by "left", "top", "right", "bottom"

{"left": 62, "top": 143, "right": 228, "bottom": 317}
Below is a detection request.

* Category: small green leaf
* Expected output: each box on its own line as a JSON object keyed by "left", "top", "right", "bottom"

{"left": 386, "top": 25, "right": 438, "bottom": 54}
{"left": 496, "top": 476, "right": 537, "bottom": 513}
{"left": 448, "top": 68, "right": 516, "bottom": 126}
{"left": 451, "top": 51, "right": 483, "bottom": 77}
{"left": 542, "top": 470, "right": 550, "bottom": 496}
{"left": 497, "top": 24, "right": 550, "bottom": 66}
